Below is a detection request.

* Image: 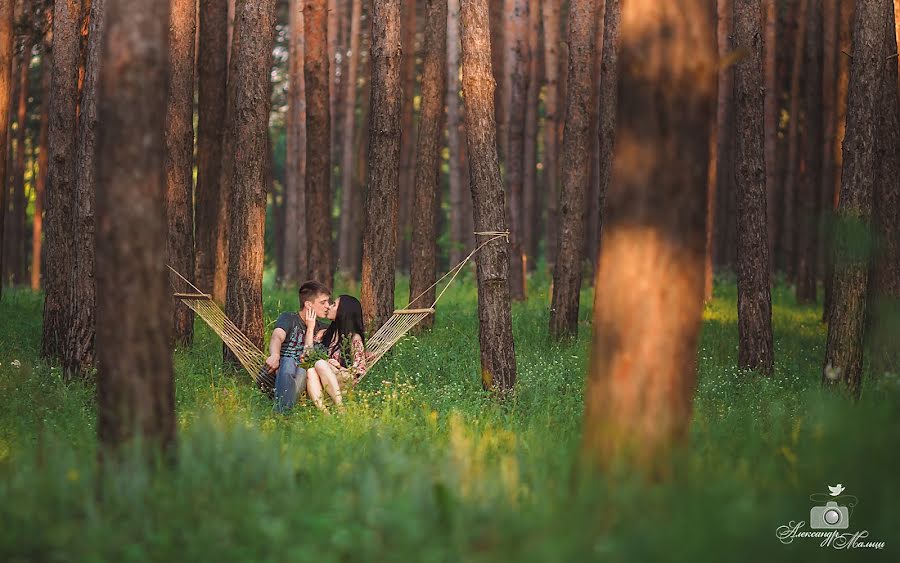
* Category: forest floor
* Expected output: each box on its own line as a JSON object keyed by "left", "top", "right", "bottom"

{"left": 1, "top": 270, "right": 898, "bottom": 561}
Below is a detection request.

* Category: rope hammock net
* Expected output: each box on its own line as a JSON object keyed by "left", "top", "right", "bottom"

{"left": 169, "top": 232, "right": 508, "bottom": 395}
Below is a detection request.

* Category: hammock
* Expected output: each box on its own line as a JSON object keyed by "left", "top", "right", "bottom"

{"left": 170, "top": 232, "right": 508, "bottom": 394}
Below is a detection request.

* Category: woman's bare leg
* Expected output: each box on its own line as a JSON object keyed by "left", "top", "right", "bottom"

{"left": 306, "top": 368, "right": 328, "bottom": 412}
{"left": 314, "top": 360, "right": 343, "bottom": 409}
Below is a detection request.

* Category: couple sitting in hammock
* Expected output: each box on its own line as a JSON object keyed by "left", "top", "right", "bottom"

{"left": 265, "top": 280, "right": 368, "bottom": 413}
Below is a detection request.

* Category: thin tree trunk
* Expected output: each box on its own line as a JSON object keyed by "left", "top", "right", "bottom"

{"left": 542, "top": 0, "right": 560, "bottom": 268}
{"left": 408, "top": 0, "right": 446, "bottom": 330}
{"left": 783, "top": 0, "right": 809, "bottom": 281}
{"left": 823, "top": 0, "right": 888, "bottom": 398}
{"left": 10, "top": 22, "right": 30, "bottom": 286}
{"left": 41, "top": 0, "right": 82, "bottom": 361}
{"left": 521, "top": 0, "right": 539, "bottom": 270}
{"left": 196, "top": 0, "right": 228, "bottom": 295}
{"left": 0, "top": 0, "right": 10, "bottom": 299}
{"left": 284, "top": 0, "right": 307, "bottom": 283}
{"left": 447, "top": 0, "right": 470, "bottom": 266}
{"left": 361, "top": 0, "right": 402, "bottom": 333}
{"left": 95, "top": 0, "right": 175, "bottom": 456}
{"left": 712, "top": 0, "right": 734, "bottom": 272}
{"left": 31, "top": 17, "right": 50, "bottom": 291}
{"left": 764, "top": 0, "right": 777, "bottom": 276}
{"left": 595, "top": 0, "right": 618, "bottom": 272}
{"left": 489, "top": 0, "right": 504, "bottom": 158}
{"left": 504, "top": 0, "right": 528, "bottom": 300}
{"left": 396, "top": 0, "right": 415, "bottom": 273}
{"left": 733, "top": 0, "right": 774, "bottom": 374}
{"left": 222, "top": 0, "right": 277, "bottom": 364}
{"left": 820, "top": 0, "right": 837, "bottom": 304}
{"left": 166, "top": 0, "right": 196, "bottom": 346}
{"left": 349, "top": 42, "right": 370, "bottom": 281}
{"left": 306, "top": 0, "right": 333, "bottom": 288}
{"left": 796, "top": 1, "right": 823, "bottom": 303}
{"left": 459, "top": 0, "right": 516, "bottom": 394}
{"left": 582, "top": 0, "right": 714, "bottom": 472}
{"left": 338, "top": 0, "right": 362, "bottom": 275}
{"left": 584, "top": 0, "right": 604, "bottom": 278}
{"left": 549, "top": 0, "right": 594, "bottom": 339}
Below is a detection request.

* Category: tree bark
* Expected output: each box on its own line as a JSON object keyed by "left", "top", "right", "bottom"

{"left": 408, "top": 0, "right": 446, "bottom": 331}
{"left": 594, "top": 0, "right": 618, "bottom": 273}
{"left": 95, "top": 0, "right": 175, "bottom": 456}
{"left": 222, "top": 0, "right": 277, "bottom": 364}
{"left": 284, "top": 0, "right": 307, "bottom": 283}
{"left": 195, "top": 0, "right": 228, "bottom": 296}
{"left": 337, "top": 0, "right": 362, "bottom": 275}
{"left": 796, "top": 1, "right": 823, "bottom": 303}
{"left": 582, "top": 0, "right": 714, "bottom": 472}
{"left": 10, "top": 19, "right": 30, "bottom": 286}
{"left": 521, "top": 0, "right": 539, "bottom": 271}
{"left": 31, "top": 13, "right": 50, "bottom": 291}
{"left": 305, "top": 0, "right": 333, "bottom": 288}
{"left": 733, "top": 0, "right": 774, "bottom": 374}
{"left": 361, "top": 0, "right": 402, "bottom": 333}
{"left": 396, "top": 0, "right": 415, "bottom": 273}
{"left": 0, "top": 0, "right": 10, "bottom": 300}
{"left": 489, "top": 0, "right": 504, "bottom": 158}
{"left": 542, "top": 0, "right": 560, "bottom": 269}
{"left": 41, "top": 0, "right": 82, "bottom": 361}
{"left": 584, "top": 0, "right": 604, "bottom": 278}
{"left": 447, "top": 0, "right": 471, "bottom": 266}
{"left": 503, "top": 0, "right": 528, "bottom": 300}
{"left": 166, "top": 0, "right": 196, "bottom": 346}
{"left": 823, "top": 0, "right": 888, "bottom": 398}
{"left": 712, "top": 0, "right": 734, "bottom": 272}
{"left": 549, "top": 0, "right": 594, "bottom": 339}
{"left": 764, "top": 0, "right": 777, "bottom": 275}
{"left": 459, "top": 0, "right": 517, "bottom": 394}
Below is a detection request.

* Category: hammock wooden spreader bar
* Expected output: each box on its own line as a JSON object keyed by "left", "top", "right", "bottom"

{"left": 169, "top": 231, "right": 508, "bottom": 393}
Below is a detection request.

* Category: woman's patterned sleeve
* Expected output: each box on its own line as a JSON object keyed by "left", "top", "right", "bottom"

{"left": 352, "top": 334, "right": 367, "bottom": 376}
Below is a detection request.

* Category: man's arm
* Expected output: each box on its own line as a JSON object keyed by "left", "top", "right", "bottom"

{"left": 266, "top": 328, "right": 287, "bottom": 372}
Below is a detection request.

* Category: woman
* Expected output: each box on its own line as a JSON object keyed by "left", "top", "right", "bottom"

{"left": 301, "top": 307, "right": 344, "bottom": 412}
{"left": 317, "top": 295, "right": 368, "bottom": 387}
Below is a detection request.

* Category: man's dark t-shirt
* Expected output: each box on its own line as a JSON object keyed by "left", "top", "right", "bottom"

{"left": 275, "top": 312, "right": 326, "bottom": 361}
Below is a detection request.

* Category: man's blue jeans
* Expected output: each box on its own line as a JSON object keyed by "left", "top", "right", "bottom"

{"left": 274, "top": 357, "right": 307, "bottom": 413}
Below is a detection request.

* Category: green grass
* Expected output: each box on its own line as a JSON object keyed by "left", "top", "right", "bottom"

{"left": 1, "top": 274, "right": 898, "bottom": 562}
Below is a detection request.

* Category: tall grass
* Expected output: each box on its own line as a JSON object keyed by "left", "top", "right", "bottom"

{"left": 1, "top": 275, "right": 897, "bottom": 561}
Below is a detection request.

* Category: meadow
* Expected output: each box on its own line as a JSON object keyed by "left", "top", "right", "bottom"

{"left": 1, "top": 272, "right": 898, "bottom": 562}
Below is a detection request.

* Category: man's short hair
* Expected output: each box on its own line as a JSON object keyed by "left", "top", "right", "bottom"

{"left": 298, "top": 280, "right": 331, "bottom": 305}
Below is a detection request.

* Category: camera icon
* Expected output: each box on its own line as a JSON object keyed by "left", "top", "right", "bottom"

{"left": 810, "top": 501, "right": 850, "bottom": 529}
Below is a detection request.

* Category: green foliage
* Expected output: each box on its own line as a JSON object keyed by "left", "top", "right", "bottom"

{"left": 1, "top": 278, "right": 898, "bottom": 562}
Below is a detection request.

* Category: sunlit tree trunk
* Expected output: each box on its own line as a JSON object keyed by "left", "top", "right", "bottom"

{"left": 396, "top": 0, "right": 416, "bottom": 273}
{"left": 41, "top": 0, "right": 82, "bottom": 361}
{"left": 31, "top": 13, "right": 50, "bottom": 291}
{"left": 10, "top": 17, "right": 31, "bottom": 286}
{"left": 595, "top": 0, "right": 619, "bottom": 270}
{"left": 582, "top": 0, "right": 714, "bottom": 473}
{"left": 460, "top": 0, "right": 517, "bottom": 394}
{"left": 448, "top": 0, "right": 471, "bottom": 266}
{"left": 0, "top": 0, "right": 10, "bottom": 300}
{"left": 284, "top": 0, "right": 307, "bottom": 283}
{"left": 338, "top": 0, "right": 362, "bottom": 276}
{"left": 541, "top": 0, "right": 560, "bottom": 269}
{"left": 823, "top": 0, "right": 889, "bottom": 398}
{"left": 409, "top": 0, "right": 446, "bottom": 331}
{"left": 95, "top": 0, "right": 175, "bottom": 456}
{"left": 361, "top": 0, "right": 402, "bottom": 333}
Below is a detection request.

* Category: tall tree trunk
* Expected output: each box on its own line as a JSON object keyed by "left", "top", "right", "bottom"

{"left": 796, "top": 1, "right": 823, "bottom": 303}
{"left": 166, "top": 0, "right": 196, "bottom": 346}
{"left": 41, "top": 0, "right": 82, "bottom": 361}
{"left": 408, "top": 0, "right": 446, "bottom": 330}
{"left": 783, "top": 0, "right": 809, "bottom": 280}
{"left": 0, "top": 0, "right": 10, "bottom": 299}
{"left": 448, "top": 0, "right": 471, "bottom": 266}
{"left": 349, "top": 41, "right": 370, "bottom": 281}
{"left": 764, "top": 0, "right": 777, "bottom": 276}
{"left": 337, "top": 0, "right": 362, "bottom": 275}
{"left": 542, "top": 0, "right": 560, "bottom": 268}
{"left": 31, "top": 17, "right": 50, "bottom": 291}
{"left": 489, "top": 0, "right": 504, "bottom": 158}
{"left": 823, "top": 0, "right": 888, "bottom": 398}
{"left": 361, "top": 0, "right": 401, "bottom": 333}
{"left": 95, "top": 0, "right": 175, "bottom": 456}
{"left": 733, "top": 0, "right": 774, "bottom": 374}
{"left": 869, "top": 1, "right": 900, "bottom": 377}
{"left": 521, "top": 0, "right": 539, "bottom": 270}
{"left": 819, "top": 0, "right": 837, "bottom": 310}
{"left": 10, "top": 22, "right": 30, "bottom": 286}
{"left": 196, "top": 0, "right": 228, "bottom": 296}
{"left": 305, "top": 0, "right": 333, "bottom": 289}
{"left": 504, "top": 0, "right": 528, "bottom": 300}
{"left": 584, "top": 0, "right": 605, "bottom": 278}
{"left": 284, "top": 0, "right": 307, "bottom": 283}
{"left": 549, "top": 0, "right": 594, "bottom": 339}
{"left": 396, "top": 0, "right": 415, "bottom": 273}
{"left": 221, "top": 0, "right": 277, "bottom": 365}
{"left": 712, "top": 0, "right": 734, "bottom": 272}
{"left": 459, "top": 0, "right": 517, "bottom": 394}
{"left": 595, "top": 0, "right": 619, "bottom": 273}
{"left": 582, "top": 0, "right": 714, "bottom": 472}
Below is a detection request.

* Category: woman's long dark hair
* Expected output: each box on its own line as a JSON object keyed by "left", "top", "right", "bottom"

{"left": 321, "top": 295, "right": 366, "bottom": 366}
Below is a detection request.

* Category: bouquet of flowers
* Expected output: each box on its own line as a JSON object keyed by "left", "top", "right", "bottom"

{"left": 299, "top": 343, "right": 330, "bottom": 369}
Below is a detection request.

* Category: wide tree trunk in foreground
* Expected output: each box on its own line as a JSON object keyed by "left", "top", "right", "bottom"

{"left": 0, "top": 0, "right": 10, "bottom": 300}
{"left": 542, "top": 0, "right": 560, "bottom": 268}
{"left": 31, "top": 24, "right": 51, "bottom": 291}
{"left": 733, "top": 0, "right": 774, "bottom": 374}
{"left": 582, "top": 0, "right": 714, "bottom": 471}
{"left": 549, "top": 0, "right": 594, "bottom": 339}
{"left": 305, "top": 0, "right": 333, "bottom": 289}
{"left": 408, "top": 0, "right": 447, "bottom": 330}
{"left": 95, "top": 0, "right": 175, "bottom": 455}
{"left": 195, "top": 0, "right": 228, "bottom": 296}
{"left": 459, "top": 0, "right": 517, "bottom": 394}
{"left": 284, "top": 0, "right": 307, "bottom": 283}
{"left": 337, "top": 0, "right": 362, "bottom": 276}
{"left": 823, "top": 0, "right": 888, "bottom": 398}
{"left": 504, "top": 0, "right": 528, "bottom": 300}
{"left": 166, "top": 0, "right": 196, "bottom": 346}
{"left": 361, "top": 0, "right": 402, "bottom": 333}
{"left": 41, "top": 0, "right": 82, "bottom": 361}
{"left": 222, "top": 0, "right": 277, "bottom": 363}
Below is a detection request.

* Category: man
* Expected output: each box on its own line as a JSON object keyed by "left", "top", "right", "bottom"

{"left": 266, "top": 280, "right": 331, "bottom": 412}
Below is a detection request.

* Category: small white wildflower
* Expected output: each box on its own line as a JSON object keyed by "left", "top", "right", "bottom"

{"left": 11, "top": 360, "right": 20, "bottom": 368}
{"left": 824, "top": 363, "right": 842, "bottom": 381}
